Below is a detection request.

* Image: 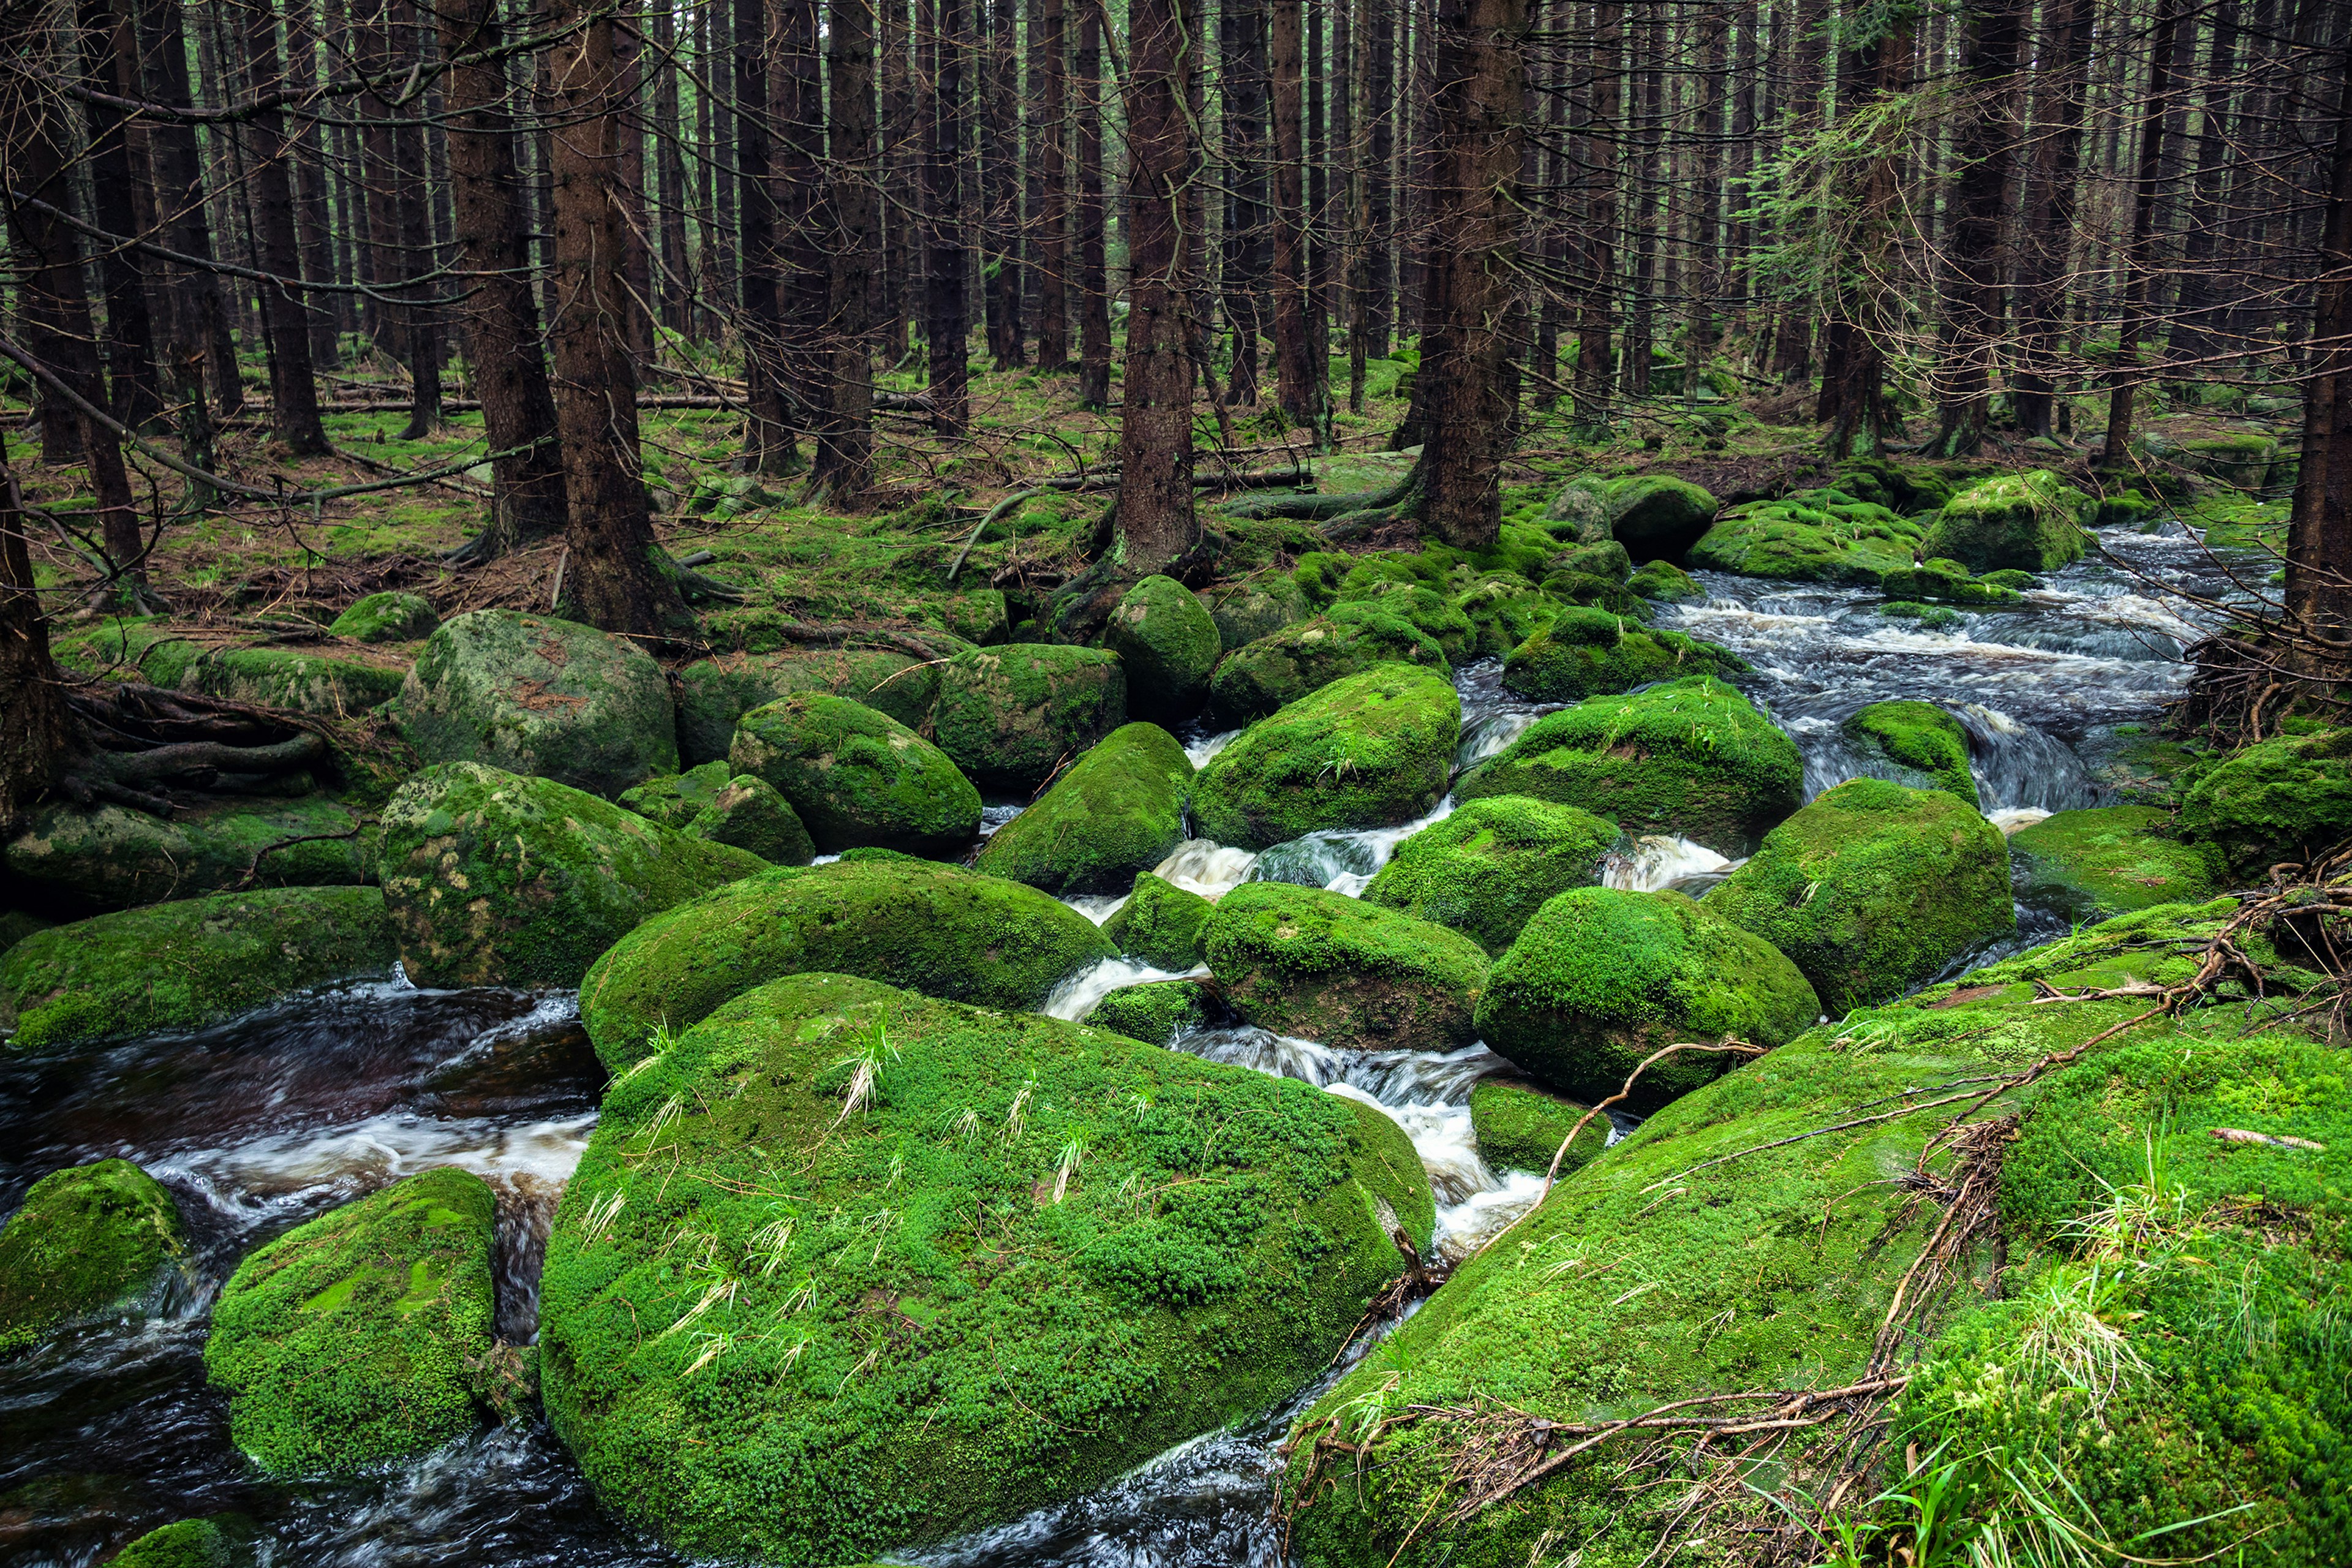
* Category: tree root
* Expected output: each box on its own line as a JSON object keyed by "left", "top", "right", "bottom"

{"left": 1221, "top": 464, "right": 1422, "bottom": 522}
{"left": 51, "top": 683, "right": 353, "bottom": 818}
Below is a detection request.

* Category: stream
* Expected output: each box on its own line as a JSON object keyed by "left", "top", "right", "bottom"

{"left": 0, "top": 515, "right": 2239, "bottom": 1566}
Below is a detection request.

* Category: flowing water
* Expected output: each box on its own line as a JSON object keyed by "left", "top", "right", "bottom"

{"left": 0, "top": 518, "right": 2241, "bottom": 1566}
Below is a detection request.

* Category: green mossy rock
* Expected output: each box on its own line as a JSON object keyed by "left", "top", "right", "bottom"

{"left": 1207, "top": 612, "right": 1449, "bottom": 726}
{"left": 1468, "top": 1077, "right": 1607, "bottom": 1177}
{"left": 1191, "top": 665, "right": 1460, "bottom": 851}
{"left": 674, "top": 648, "right": 943, "bottom": 766}
{"left": 538, "top": 971, "right": 1434, "bottom": 1564}
{"left": 1604, "top": 476, "right": 1718, "bottom": 556}
{"left": 2075, "top": 722, "right": 2207, "bottom": 804}
{"left": 1334, "top": 582, "right": 1479, "bottom": 666}
{"left": 931, "top": 644, "right": 1127, "bottom": 791}
{"left": 0, "top": 1161, "right": 186, "bottom": 1356}
{"left": 1980, "top": 568, "right": 2040, "bottom": 590}
{"left": 1836, "top": 456, "right": 1956, "bottom": 512}
{"left": 1362, "top": 797, "right": 1618, "bottom": 956}
{"left": 730, "top": 693, "right": 982, "bottom": 856}
{"left": 1542, "top": 476, "right": 1612, "bottom": 543}
{"left": 1455, "top": 677, "right": 1803, "bottom": 856}
{"left": 616, "top": 761, "right": 731, "bottom": 827}
{"left": 185, "top": 646, "right": 407, "bottom": 716}
{"left": 48, "top": 616, "right": 201, "bottom": 687}
{"left": 971, "top": 723, "right": 1193, "bottom": 895}
{"left": 1499, "top": 606, "right": 1744, "bottom": 704}
{"left": 1082, "top": 978, "right": 1219, "bottom": 1044}
{"left": 1918, "top": 469, "right": 2093, "bottom": 573}
{"left": 1879, "top": 598, "right": 1962, "bottom": 630}
{"left": 0, "top": 886, "right": 396, "bottom": 1054}
{"left": 1198, "top": 571, "right": 1311, "bottom": 651}
{"left": 1100, "top": 873, "right": 1215, "bottom": 970}
{"left": 2009, "top": 805, "right": 2223, "bottom": 920}
{"left": 1841, "top": 699, "right": 1979, "bottom": 805}
{"left": 4, "top": 794, "right": 371, "bottom": 918}
{"left": 1626, "top": 559, "right": 1705, "bottom": 603}
{"left": 0, "top": 910, "right": 51, "bottom": 956}
{"left": 2177, "top": 729, "right": 2352, "bottom": 872}
{"left": 940, "top": 589, "right": 1011, "bottom": 646}
{"left": 1452, "top": 576, "right": 1560, "bottom": 660}
{"left": 204, "top": 1167, "right": 499, "bottom": 1475}
{"left": 398, "top": 609, "right": 678, "bottom": 799}
{"left": 1876, "top": 559, "right": 2025, "bottom": 606}
{"left": 1475, "top": 887, "right": 1819, "bottom": 1110}
{"left": 102, "top": 1518, "right": 243, "bottom": 1568}
{"left": 2178, "top": 432, "right": 2278, "bottom": 490}
{"left": 1554, "top": 540, "right": 1634, "bottom": 583}
{"left": 1686, "top": 489, "right": 1926, "bottom": 585}
{"left": 377, "top": 761, "right": 763, "bottom": 989}
{"left": 681, "top": 775, "right": 817, "bottom": 866}
{"left": 1705, "top": 778, "right": 2015, "bottom": 1014}
{"left": 1204, "top": 881, "right": 1490, "bottom": 1052}
{"left": 330, "top": 590, "right": 440, "bottom": 644}
{"left": 1540, "top": 570, "right": 1654, "bottom": 622}
{"left": 1103, "top": 576, "right": 1221, "bottom": 721}
{"left": 576, "top": 856, "right": 1117, "bottom": 1068}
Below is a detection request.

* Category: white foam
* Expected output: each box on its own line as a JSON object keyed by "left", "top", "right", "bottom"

{"left": 1039, "top": 957, "right": 1208, "bottom": 1022}
{"left": 1602, "top": 835, "right": 1737, "bottom": 892}
{"left": 162, "top": 1111, "right": 596, "bottom": 1224}
{"left": 1989, "top": 806, "right": 2052, "bottom": 834}
{"left": 1059, "top": 893, "right": 1128, "bottom": 925}
{"left": 1185, "top": 729, "right": 1243, "bottom": 767}
{"left": 1150, "top": 839, "right": 1261, "bottom": 899}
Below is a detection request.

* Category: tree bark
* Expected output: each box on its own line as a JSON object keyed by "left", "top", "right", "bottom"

{"left": 926, "top": 0, "right": 971, "bottom": 432}
{"left": 652, "top": 1, "right": 692, "bottom": 336}
{"left": 78, "top": 0, "right": 164, "bottom": 432}
{"left": 613, "top": 21, "right": 657, "bottom": 366}
{"left": 1074, "top": 0, "right": 1112, "bottom": 407}
{"left": 1574, "top": 0, "right": 1620, "bottom": 425}
{"left": 287, "top": 3, "right": 341, "bottom": 370}
{"left": 1363, "top": 0, "right": 1394, "bottom": 355}
{"left": 1270, "top": 0, "right": 1322, "bottom": 425}
{"left": 983, "top": 0, "right": 1023, "bottom": 366}
{"left": 1221, "top": 0, "right": 1270, "bottom": 406}
{"left": 819, "top": 0, "right": 881, "bottom": 496}
{"left": 736, "top": 0, "right": 795, "bottom": 472}
{"left": 138, "top": 0, "right": 239, "bottom": 420}
{"left": 242, "top": 0, "right": 330, "bottom": 455}
{"left": 2099, "top": 0, "right": 2184, "bottom": 469}
{"left": 775, "top": 0, "right": 829, "bottom": 434}
{"left": 1036, "top": 0, "right": 1071, "bottom": 366}
{"left": 1815, "top": 14, "right": 1910, "bottom": 459}
{"left": 1929, "top": 0, "right": 2028, "bottom": 456}
{"left": 2283, "top": 29, "right": 2352, "bottom": 651}
{"left": 2011, "top": 0, "right": 2094, "bottom": 439}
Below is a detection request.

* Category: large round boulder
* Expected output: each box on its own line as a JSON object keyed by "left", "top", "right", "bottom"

{"left": 1686, "top": 489, "right": 1926, "bottom": 585}
{"left": 397, "top": 609, "right": 678, "bottom": 798}
{"left": 971, "top": 723, "right": 1193, "bottom": 895}
{"left": 377, "top": 761, "right": 764, "bottom": 989}
{"left": 1363, "top": 796, "right": 1619, "bottom": 956}
{"left": 1455, "top": 677, "right": 1803, "bottom": 856}
{"left": 2177, "top": 728, "right": 2352, "bottom": 873}
{"left": 1103, "top": 576, "right": 1221, "bottom": 721}
{"left": 1204, "top": 881, "right": 1490, "bottom": 1052}
{"left": 184, "top": 646, "right": 406, "bottom": 717}
{"left": 1605, "top": 475, "right": 1718, "bottom": 560}
{"left": 1206, "top": 610, "right": 1449, "bottom": 726}
{"left": 1100, "top": 872, "right": 1215, "bottom": 970}
{"left": 729, "top": 693, "right": 981, "bottom": 856}
{"left": 0, "top": 1160, "right": 186, "bottom": 1356}
{"left": 1841, "top": 699, "right": 1979, "bottom": 805}
{"left": 1499, "top": 607, "right": 1744, "bottom": 704}
{"left": 538, "top": 971, "right": 1434, "bottom": 1564}
{"left": 931, "top": 644, "right": 1126, "bottom": 791}
{"left": 1705, "top": 777, "right": 2014, "bottom": 1014}
{"left": 1469, "top": 1076, "right": 1607, "bottom": 1178}
{"left": 330, "top": 590, "right": 439, "bottom": 643}
{"left": 680, "top": 774, "right": 815, "bottom": 865}
{"left": 1474, "top": 887, "right": 1819, "bottom": 1110}
{"left": 1191, "top": 665, "right": 1460, "bottom": 851}
{"left": 0, "top": 886, "right": 396, "bottom": 1054}
{"left": 2009, "top": 805, "right": 2223, "bottom": 921}
{"left": 1453, "top": 575, "right": 1561, "bottom": 660}
{"left": 203, "top": 1167, "right": 503, "bottom": 1474}
{"left": 577, "top": 854, "right": 1117, "bottom": 1068}
{"left": 1917, "top": 469, "right": 2092, "bottom": 573}
{"left": 3, "top": 793, "right": 371, "bottom": 918}
{"left": 1334, "top": 582, "right": 1478, "bottom": 666}
{"left": 1081, "top": 977, "right": 1221, "bottom": 1044}
{"left": 1198, "top": 571, "right": 1310, "bottom": 651}
{"left": 674, "top": 647, "right": 944, "bottom": 766}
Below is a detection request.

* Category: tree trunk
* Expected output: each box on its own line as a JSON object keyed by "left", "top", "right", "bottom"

{"left": 1619, "top": 7, "right": 1661, "bottom": 397}
{"left": 2011, "top": 0, "right": 2094, "bottom": 439}
{"left": 243, "top": 0, "right": 330, "bottom": 455}
{"left": 775, "top": 0, "right": 829, "bottom": 435}
{"left": 2099, "top": 0, "right": 2184, "bottom": 469}
{"left": 737, "top": 0, "right": 795, "bottom": 471}
{"left": 1074, "top": 0, "right": 1112, "bottom": 407}
{"left": 1815, "top": 13, "right": 1911, "bottom": 459}
{"left": 1929, "top": 0, "right": 2028, "bottom": 456}
{"left": 1364, "top": 0, "right": 1394, "bottom": 355}
{"left": 390, "top": 0, "right": 443, "bottom": 435}
{"left": 1036, "top": 0, "right": 1071, "bottom": 367}
{"left": 613, "top": 22, "right": 657, "bottom": 367}
{"left": 983, "top": 0, "right": 1023, "bottom": 366}
{"left": 1270, "top": 0, "right": 1322, "bottom": 424}
{"left": 1574, "top": 0, "right": 1620, "bottom": 425}
{"left": 926, "top": 0, "right": 971, "bottom": 433}
{"left": 140, "top": 0, "right": 239, "bottom": 420}
{"left": 819, "top": 0, "right": 881, "bottom": 496}
{"left": 2282, "top": 29, "right": 2352, "bottom": 652}
{"left": 1221, "top": 0, "right": 1270, "bottom": 407}
{"left": 2165, "top": 1, "right": 2243, "bottom": 375}
{"left": 0, "top": 459, "right": 79, "bottom": 832}
{"left": 652, "top": 2, "right": 692, "bottom": 336}
{"left": 288, "top": 4, "right": 341, "bottom": 370}
{"left": 1340, "top": 0, "right": 1366, "bottom": 413}
{"left": 78, "top": 0, "right": 164, "bottom": 432}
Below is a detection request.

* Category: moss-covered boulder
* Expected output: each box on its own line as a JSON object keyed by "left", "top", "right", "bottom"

{"left": 47, "top": 616, "right": 200, "bottom": 686}
{"left": 1362, "top": 797, "right": 1618, "bottom": 957}
{"left": 2075, "top": 722, "right": 2208, "bottom": 805}
{"left": 577, "top": 856, "right": 1117, "bottom": 1068}
{"left": 1875, "top": 559, "right": 2026, "bottom": 606}
{"left": 3, "top": 794, "right": 371, "bottom": 918}
{"left": 2178, "top": 431, "right": 2278, "bottom": 490}
{"left": 204, "top": 1167, "right": 500, "bottom": 1475}
{"left": 2177, "top": 728, "right": 2352, "bottom": 872}
{"left": 538, "top": 971, "right": 1434, "bottom": 1564}
{"left": 1104, "top": 576, "right": 1221, "bottom": 721}
{"left": 1191, "top": 665, "right": 1459, "bottom": 852}
{"left": 0, "top": 1161, "right": 186, "bottom": 1356}
{"left": 1199, "top": 571, "right": 1311, "bottom": 651}
{"left": 0, "top": 886, "right": 396, "bottom": 1054}
{"left": 1206, "top": 611, "right": 1450, "bottom": 726}
{"left": 1626, "top": 559, "right": 1705, "bottom": 603}
{"left": 680, "top": 774, "right": 816, "bottom": 866}
{"left": 1554, "top": 538, "right": 1634, "bottom": 583}
{"left": 940, "top": 589, "right": 1011, "bottom": 646}
{"left": 397, "top": 609, "right": 677, "bottom": 798}
{"left": 1334, "top": 582, "right": 1479, "bottom": 666}
{"left": 1499, "top": 607, "right": 1744, "bottom": 704}
{"left": 1452, "top": 576, "right": 1559, "bottom": 660}
{"left": 2010, "top": 805, "right": 2223, "bottom": 920}
{"left": 1686, "top": 489, "right": 1926, "bottom": 585}
{"left": 1841, "top": 699, "right": 1979, "bottom": 805}
{"left": 1082, "top": 978, "right": 1221, "bottom": 1044}
{"left": 1204, "top": 882, "right": 1489, "bottom": 1052}
{"left": 931, "top": 644, "right": 1126, "bottom": 792}
{"left": 1540, "top": 569, "right": 1654, "bottom": 622}
{"left": 729, "top": 693, "right": 982, "bottom": 856}
{"left": 971, "top": 723, "right": 1193, "bottom": 895}
{"left": 674, "top": 647, "right": 943, "bottom": 765}
{"left": 1918, "top": 469, "right": 2093, "bottom": 573}
{"left": 1456, "top": 677, "right": 1803, "bottom": 856}
{"left": 1100, "top": 872, "right": 1215, "bottom": 970}
{"left": 1468, "top": 1077, "right": 1607, "bottom": 1178}
{"left": 102, "top": 1518, "right": 246, "bottom": 1567}
{"left": 330, "top": 590, "right": 439, "bottom": 644}
{"left": 1705, "top": 778, "right": 2014, "bottom": 1013}
{"left": 616, "top": 761, "right": 730, "bottom": 827}
{"left": 1542, "top": 475, "right": 1611, "bottom": 543}
{"left": 184, "top": 646, "right": 407, "bottom": 717}
{"left": 1605, "top": 475, "right": 1717, "bottom": 558}
{"left": 377, "top": 762, "right": 763, "bottom": 989}
{"left": 1474, "top": 888, "right": 1817, "bottom": 1110}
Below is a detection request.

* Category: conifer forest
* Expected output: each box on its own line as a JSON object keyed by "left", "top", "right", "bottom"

{"left": 2, "top": 0, "right": 2351, "bottom": 1559}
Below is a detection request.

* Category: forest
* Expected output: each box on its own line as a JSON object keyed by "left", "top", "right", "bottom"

{"left": 1, "top": 0, "right": 2350, "bottom": 1560}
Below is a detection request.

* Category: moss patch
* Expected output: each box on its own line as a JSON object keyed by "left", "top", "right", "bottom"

{"left": 617, "top": 761, "right": 731, "bottom": 828}
{"left": 1468, "top": 1077, "right": 1607, "bottom": 1177}
{"left": 1686, "top": 488, "right": 1926, "bottom": 586}
{"left": 1204, "top": 882, "right": 1490, "bottom": 1052}
{"left": 330, "top": 590, "right": 439, "bottom": 644}
{"left": 683, "top": 775, "right": 817, "bottom": 866}
{"left": 731, "top": 693, "right": 982, "bottom": 856}
{"left": 675, "top": 647, "right": 944, "bottom": 766}
{"left": 1626, "top": 559, "right": 1704, "bottom": 603}
{"left": 0, "top": 1160, "right": 186, "bottom": 1355}
{"left": 2177, "top": 729, "right": 2352, "bottom": 873}
{"left": 1104, "top": 576, "right": 1221, "bottom": 722}
{"left": 1499, "top": 606, "right": 1744, "bottom": 704}
{"left": 971, "top": 723, "right": 1193, "bottom": 895}
{"left": 1082, "top": 978, "right": 1220, "bottom": 1044}
{"left": 1207, "top": 612, "right": 1450, "bottom": 726}
{"left": 931, "top": 644, "right": 1127, "bottom": 791}
{"left": 1099, "top": 872, "right": 1215, "bottom": 970}
{"left": 1841, "top": 699, "right": 1979, "bottom": 805}
{"left": 1918, "top": 469, "right": 2093, "bottom": 573}
{"left": 1362, "top": 797, "right": 1618, "bottom": 956}
{"left": 1191, "top": 665, "right": 1460, "bottom": 851}
{"left": 2009, "top": 805, "right": 2223, "bottom": 921}
{"left": 3, "top": 794, "right": 372, "bottom": 918}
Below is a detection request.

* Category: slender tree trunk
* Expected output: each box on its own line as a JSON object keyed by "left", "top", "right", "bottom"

{"left": 78, "top": 0, "right": 164, "bottom": 431}
{"left": 1683, "top": 2, "right": 1728, "bottom": 410}
{"left": 243, "top": 0, "right": 330, "bottom": 454}
{"left": 1036, "top": 0, "right": 1071, "bottom": 367}
{"left": 653, "top": 2, "right": 692, "bottom": 337}
{"left": 1816, "top": 10, "right": 1912, "bottom": 458}
{"left": 288, "top": 2, "right": 341, "bottom": 370}
{"left": 1930, "top": 0, "right": 2028, "bottom": 455}
{"left": 141, "top": 0, "right": 239, "bottom": 418}
{"left": 926, "top": 0, "right": 971, "bottom": 432}
{"left": 2165, "top": 0, "right": 2242, "bottom": 374}
{"left": 1363, "top": 0, "right": 1394, "bottom": 355}
{"left": 883, "top": 0, "right": 915, "bottom": 356}
{"left": 2011, "top": 0, "right": 2094, "bottom": 439}
{"left": 1340, "top": 0, "right": 1365, "bottom": 412}
{"left": 2100, "top": 0, "right": 2184, "bottom": 468}
{"left": 1620, "top": 7, "right": 1662, "bottom": 396}
{"left": 1074, "top": 0, "right": 1111, "bottom": 407}
{"left": 1222, "top": 0, "right": 1270, "bottom": 406}
{"left": 1574, "top": 0, "right": 1621, "bottom": 424}
{"left": 737, "top": 0, "right": 796, "bottom": 470}
{"left": 0, "top": 455, "right": 79, "bottom": 832}
{"left": 983, "top": 0, "right": 1023, "bottom": 365}
{"left": 818, "top": 0, "right": 880, "bottom": 495}
{"left": 2282, "top": 29, "right": 2352, "bottom": 650}
{"left": 1270, "top": 0, "right": 1321, "bottom": 423}
{"left": 775, "top": 0, "right": 829, "bottom": 431}
{"left": 389, "top": 0, "right": 443, "bottom": 434}
{"left": 614, "top": 21, "right": 657, "bottom": 366}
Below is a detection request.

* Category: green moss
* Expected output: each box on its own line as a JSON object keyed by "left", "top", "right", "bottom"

{"left": 682, "top": 775, "right": 817, "bottom": 866}
{"left": 1204, "top": 881, "right": 1490, "bottom": 1052}
{"left": 1362, "top": 797, "right": 1618, "bottom": 956}
{"left": 731, "top": 693, "right": 982, "bottom": 856}
{"left": 1836, "top": 456, "right": 1955, "bottom": 511}
{"left": 576, "top": 857, "right": 1117, "bottom": 1068}
{"left": 204, "top": 1167, "right": 499, "bottom": 1474}
{"left": 0, "top": 910, "right": 51, "bottom": 956}
{"left": 2075, "top": 722, "right": 2208, "bottom": 805}
{"left": 538, "top": 971, "right": 1434, "bottom": 1563}
{"left": 0, "top": 886, "right": 396, "bottom": 1053}
{"left": 1332, "top": 582, "right": 1479, "bottom": 666}
{"left": 1625, "top": 559, "right": 1704, "bottom": 603}
{"left": 2179, "top": 432, "right": 2278, "bottom": 490}
{"left": 1191, "top": 665, "right": 1460, "bottom": 851}
{"left": 1686, "top": 490, "right": 1926, "bottom": 585}
{"left": 940, "top": 589, "right": 1011, "bottom": 646}
{"left": 1539, "top": 570, "right": 1654, "bottom": 622}
{"left": 1081, "top": 978, "right": 1219, "bottom": 1043}
{"left": 1604, "top": 477, "right": 1717, "bottom": 556}
{"left": 396, "top": 609, "right": 679, "bottom": 799}
{"left": 1980, "top": 568, "right": 2040, "bottom": 591}
{"left": 330, "top": 590, "right": 439, "bottom": 644}
{"left": 1451, "top": 575, "right": 1559, "bottom": 660}
{"left": 1554, "top": 539, "right": 1634, "bottom": 582}
{"left": 1542, "top": 476, "right": 1611, "bottom": 543}
{"left": 1841, "top": 699, "right": 1979, "bottom": 805}
{"left": 2008, "top": 805, "right": 2223, "bottom": 921}
{"left": 103, "top": 1518, "right": 239, "bottom": 1568}
{"left": 47, "top": 616, "right": 201, "bottom": 687}
{"left": 1475, "top": 888, "right": 1818, "bottom": 1109}
{"left": 183, "top": 646, "right": 407, "bottom": 716}
{"left": 1705, "top": 778, "right": 2014, "bottom": 1013}
{"left": 2177, "top": 729, "right": 2352, "bottom": 872}
{"left": 931, "top": 644, "right": 1127, "bottom": 791}
{"left": 1100, "top": 872, "right": 1215, "bottom": 969}
{"left": 1456, "top": 676, "right": 1803, "bottom": 856}
{"left": 1207, "top": 612, "right": 1450, "bottom": 726}
{"left": 1918, "top": 469, "right": 2093, "bottom": 573}
{"left": 3, "top": 793, "right": 371, "bottom": 918}
{"left": 1876, "top": 559, "right": 2024, "bottom": 606}
{"left": 1468, "top": 1077, "right": 1607, "bottom": 1177}
{"left": 1499, "top": 606, "right": 1744, "bottom": 704}
{"left": 674, "top": 647, "right": 943, "bottom": 766}
{"left": 376, "top": 761, "right": 764, "bottom": 989}
{"left": 1198, "top": 571, "right": 1311, "bottom": 651}
{"left": 617, "top": 761, "right": 732, "bottom": 828}
{"left": 971, "top": 723, "right": 1193, "bottom": 895}
{"left": 1103, "top": 576, "right": 1221, "bottom": 720}
{"left": 0, "top": 1161, "right": 186, "bottom": 1355}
